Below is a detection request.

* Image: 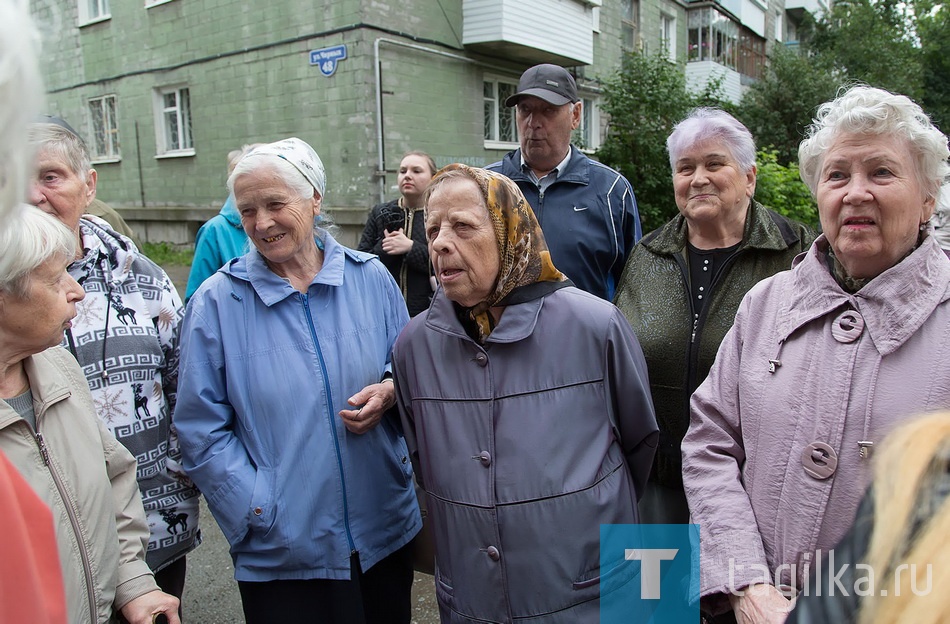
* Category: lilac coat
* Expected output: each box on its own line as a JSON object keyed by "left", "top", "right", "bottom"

{"left": 682, "top": 234, "right": 950, "bottom": 613}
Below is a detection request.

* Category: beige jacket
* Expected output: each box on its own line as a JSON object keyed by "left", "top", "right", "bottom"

{"left": 0, "top": 347, "right": 157, "bottom": 624}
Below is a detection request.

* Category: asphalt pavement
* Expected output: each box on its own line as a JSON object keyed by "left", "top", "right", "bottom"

{"left": 162, "top": 264, "right": 439, "bottom": 623}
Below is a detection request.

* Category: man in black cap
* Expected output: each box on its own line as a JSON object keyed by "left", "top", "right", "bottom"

{"left": 487, "top": 63, "right": 641, "bottom": 300}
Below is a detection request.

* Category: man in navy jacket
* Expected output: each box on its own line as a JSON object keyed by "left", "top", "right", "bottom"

{"left": 487, "top": 63, "right": 641, "bottom": 299}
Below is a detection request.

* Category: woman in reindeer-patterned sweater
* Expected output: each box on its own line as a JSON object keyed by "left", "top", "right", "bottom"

{"left": 28, "top": 120, "right": 200, "bottom": 603}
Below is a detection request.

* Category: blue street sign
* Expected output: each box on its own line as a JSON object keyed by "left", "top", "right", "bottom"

{"left": 309, "top": 44, "right": 347, "bottom": 77}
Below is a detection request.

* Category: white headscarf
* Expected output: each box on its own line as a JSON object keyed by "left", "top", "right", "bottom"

{"left": 246, "top": 137, "right": 326, "bottom": 197}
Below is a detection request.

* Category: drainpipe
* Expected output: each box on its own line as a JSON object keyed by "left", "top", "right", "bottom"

{"left": 373, "top": 37, "right": 483, "bottom": 203}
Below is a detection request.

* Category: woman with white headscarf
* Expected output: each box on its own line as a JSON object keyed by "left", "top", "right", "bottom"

{"left": 175, "top": 138, "right": 421, "bottom": 624}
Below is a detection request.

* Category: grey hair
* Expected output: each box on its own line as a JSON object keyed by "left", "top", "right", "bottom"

{"left": 0, "top": 0, "right": 44, "bottom": 227}
{"left": 28, "top": 122, "right": 93, "bottom": 182}
{"left": 0, "top": 207, "right": 77, "bottom": 298}
{"left": 799, "top": 85, "right": 950, "bottom": 201}
{"left": 667, "top": 108, "right": 757, "bottom": 173}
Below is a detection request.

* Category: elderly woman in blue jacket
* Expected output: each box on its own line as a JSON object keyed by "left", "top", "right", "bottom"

{"left": 175, "top": 138, "right": 421, "bottom": 624}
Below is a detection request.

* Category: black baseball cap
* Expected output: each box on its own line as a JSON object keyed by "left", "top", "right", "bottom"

{"left": 505, "top": 64, "right": 579, "bottom": 107}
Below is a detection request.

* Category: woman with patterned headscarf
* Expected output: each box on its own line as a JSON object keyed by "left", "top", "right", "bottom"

{"left": 392, "top": 164, "right": 658, "bottom": 622}
{"left": 175, "top": 138, "right": 421, "bottom": 624}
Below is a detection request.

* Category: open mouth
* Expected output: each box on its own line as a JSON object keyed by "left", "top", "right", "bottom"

{"left": 843, "top": 217, "right": 875, "bottom": 227}
{"left": 440, "top": 268, "right": 463, "bottom": 280}
{"left": 262, "top": 233, "right": 286, "bottom": 243}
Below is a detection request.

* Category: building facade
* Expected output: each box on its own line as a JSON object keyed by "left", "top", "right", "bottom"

{"left": 31, "top": 0, "right": 803, "bottom": 245}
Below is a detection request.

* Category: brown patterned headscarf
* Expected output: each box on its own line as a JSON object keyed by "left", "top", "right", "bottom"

{"left": 425, "top": 163, "right": 566, "bottom": 342}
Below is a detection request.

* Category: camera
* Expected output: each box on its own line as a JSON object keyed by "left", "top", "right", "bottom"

{"left": 381, "top": 204, "right": 405, "bottom": 232}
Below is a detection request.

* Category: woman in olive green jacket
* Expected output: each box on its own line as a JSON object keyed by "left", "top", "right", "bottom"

{"left": 613, "top": 108, "right": 815, "bottom": 524}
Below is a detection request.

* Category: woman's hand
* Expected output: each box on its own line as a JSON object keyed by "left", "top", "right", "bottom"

{"left": 729, "top": 583, "right": 791, "bottom": 624}
{"left": 119, "top": 589, "right": 181, "bottom": 624}
{"left": 339, "top": 379, "right": 396, "bottom": 435}
{"left": 381, "top": 228, "right": 414, "bottom": 255}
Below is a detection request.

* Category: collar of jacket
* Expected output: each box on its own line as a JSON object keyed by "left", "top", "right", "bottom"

{"left": 220, "top": 195, "right": 242, "bottom": 228}
{"left": 642, "top": 201, "right": 798, "bottom": 257}
{"left": 777, "top": 234, "right": 950, "bottom": 355}
{"left": 504, "top": 145, "right": 590, "bottom": 186}
{"left": 0, "top": 350, "right": 71, "bottom": 430}
{"left": 224, "top": 229, "right": 374, "bottom": 307}
{"left": 423, "top": 286, "right": 557, "bottom": 344}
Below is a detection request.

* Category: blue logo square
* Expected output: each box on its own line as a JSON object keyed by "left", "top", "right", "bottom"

{"left": 600, "top": 524, "right": 700, "bottom": 624}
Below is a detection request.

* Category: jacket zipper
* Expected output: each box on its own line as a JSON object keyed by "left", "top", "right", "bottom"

{"left": 35, "top": 428, "right": 98, "bottom": 624}
{"left": 301, "top": 293, "right": 357, "bottom": 555}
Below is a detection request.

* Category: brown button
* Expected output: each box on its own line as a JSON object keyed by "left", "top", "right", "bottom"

{"left": 831, "top": 310, "right": 865, "bottom": 344}
{"left": 801, "top": 442, "right": 838, "bottom": 479}
{"left": 253, "top": 507, "right": 263, "bottom": 516}
{"left": 474, "top": 352, "right": 488, "bottom": 367}
{"left": 486, "top": 546, "right": 500, "bottom": 561}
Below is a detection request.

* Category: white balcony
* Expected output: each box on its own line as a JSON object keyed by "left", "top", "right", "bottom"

{"left": 463, "top": 0, "right": 599, "bottom": 66}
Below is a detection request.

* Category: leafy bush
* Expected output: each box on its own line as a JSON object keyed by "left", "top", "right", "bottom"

{"left": 754, "top": 150, "right": 819, "bottom": 228}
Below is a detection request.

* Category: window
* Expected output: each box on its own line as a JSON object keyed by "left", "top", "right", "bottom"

{"left": 739, "top": 27, "right": 766, "bottom": 80}
{"left": 574, "top": 98, "right": 601, "bottom": 151}
{"left": 622, "top": 0, "right": 640, "bottom": 51}
{"left": 88, "top": 95, "right": 120, "bottom": 161}
{"left": 483, "top": 78, "right": 518, "bottom": 146}
{"left": 153, "top": 86, "right": 194, "bottom": 157}
{"left": 78, "top": 0, "right": 110, "bottom": 25}
{"left": 687, "top": 7, "right": 738, "bottom": 70}
{"left": 660, "top": 14, "right": 677, "bottom": 62}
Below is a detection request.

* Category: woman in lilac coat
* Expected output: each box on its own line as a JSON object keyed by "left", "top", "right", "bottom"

{"left": 681, "top": 85, "right": 950, "bottom": 624}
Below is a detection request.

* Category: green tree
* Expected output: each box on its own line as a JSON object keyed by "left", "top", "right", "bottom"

{"left": 735, "top": 47, "right": 839, "bottom": 166}
{"left": 805, "top": 0, "right": 923, "bottom": 101}
{"left": 597, "top": 52, "right": 726, "bottom": 233}
{"left": 754, "top": 150, "right": 819, "bottom": 228}
{"left": 913, "top": 0, "right": 950, "bottom": 131}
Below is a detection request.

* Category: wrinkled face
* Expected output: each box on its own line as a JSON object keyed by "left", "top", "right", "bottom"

{"left": 0, "top": 255, "right": 85, "bottom": 355}
{"left": 234, "top": 167, "right": 321, "bottom": 271}
{"left": 673, "top": 140, "right": 755, "bottom": 226}
{"left": 515, "top": 96, "right": 581, "bottom": 172}
{"left": 817, "top": 132, "right": 933, "bottom": 279}
{"left": 398, "top": 155, "right": 434, "bottom": 205}
{"left": 426, "top": 178, "right": 500, "bottom": 308}
{"left": 29, "top": 147, "right": 96, "bottom": 233}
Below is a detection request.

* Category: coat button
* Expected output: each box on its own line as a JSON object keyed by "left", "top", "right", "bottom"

{"left": 831, "top": 310, "right": 865, "bottom": 343}
{"left": 486, "top": 546, "right": 500, "bottom": 561}
{"left": 474, "top": 352, "right": 488, "bottom": 367}
{"left": 801, "top": 441, "right": 838, "bottom": 479}
{"left": 472, "top": 451, "right": 491, "bottom": 467}
{"left": 253, "top": 507, "right": 263, "bottom": 516}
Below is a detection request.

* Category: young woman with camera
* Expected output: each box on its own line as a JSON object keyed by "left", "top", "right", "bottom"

{"left": 358, "top": 151, "right": 437, "bottom": 316}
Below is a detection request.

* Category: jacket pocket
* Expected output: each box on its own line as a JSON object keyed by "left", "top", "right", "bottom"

{"left": 378, "top": 416, "right": 413, "bottom": 489}
{"left": 573, "top": 553, "right": 640, "bottom": 597}
{"left": 248, "top": 467, "right": 277, "bottom": 536}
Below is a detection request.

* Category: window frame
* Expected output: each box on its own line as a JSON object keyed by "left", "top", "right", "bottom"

{"left": 87, "top": 94, "right": 121, "bottom": 163}
{"left": 153, "top": 85, "right": 195, "bottom": 158}
{"left": 574, "top": 97, "right": 602, "bottom": 152}
{"left": 483, "top": 76, "right": 519, "bottom": 150}
{"left": 621, "top": 0, "right": 641, "bottom": 52}
{"left": 78, "top": 0, "right": 111, "bottom": 26}
{"left": 660, "top": 13, "right": 677, "bottom": 62}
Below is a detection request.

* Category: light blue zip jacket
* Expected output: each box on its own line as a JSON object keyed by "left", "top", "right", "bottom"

{"left": 185, "top": 196, "right": 249, "bottom": 302}
{"left": 175, "top": 229, "right": 420, "bottom": 582}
